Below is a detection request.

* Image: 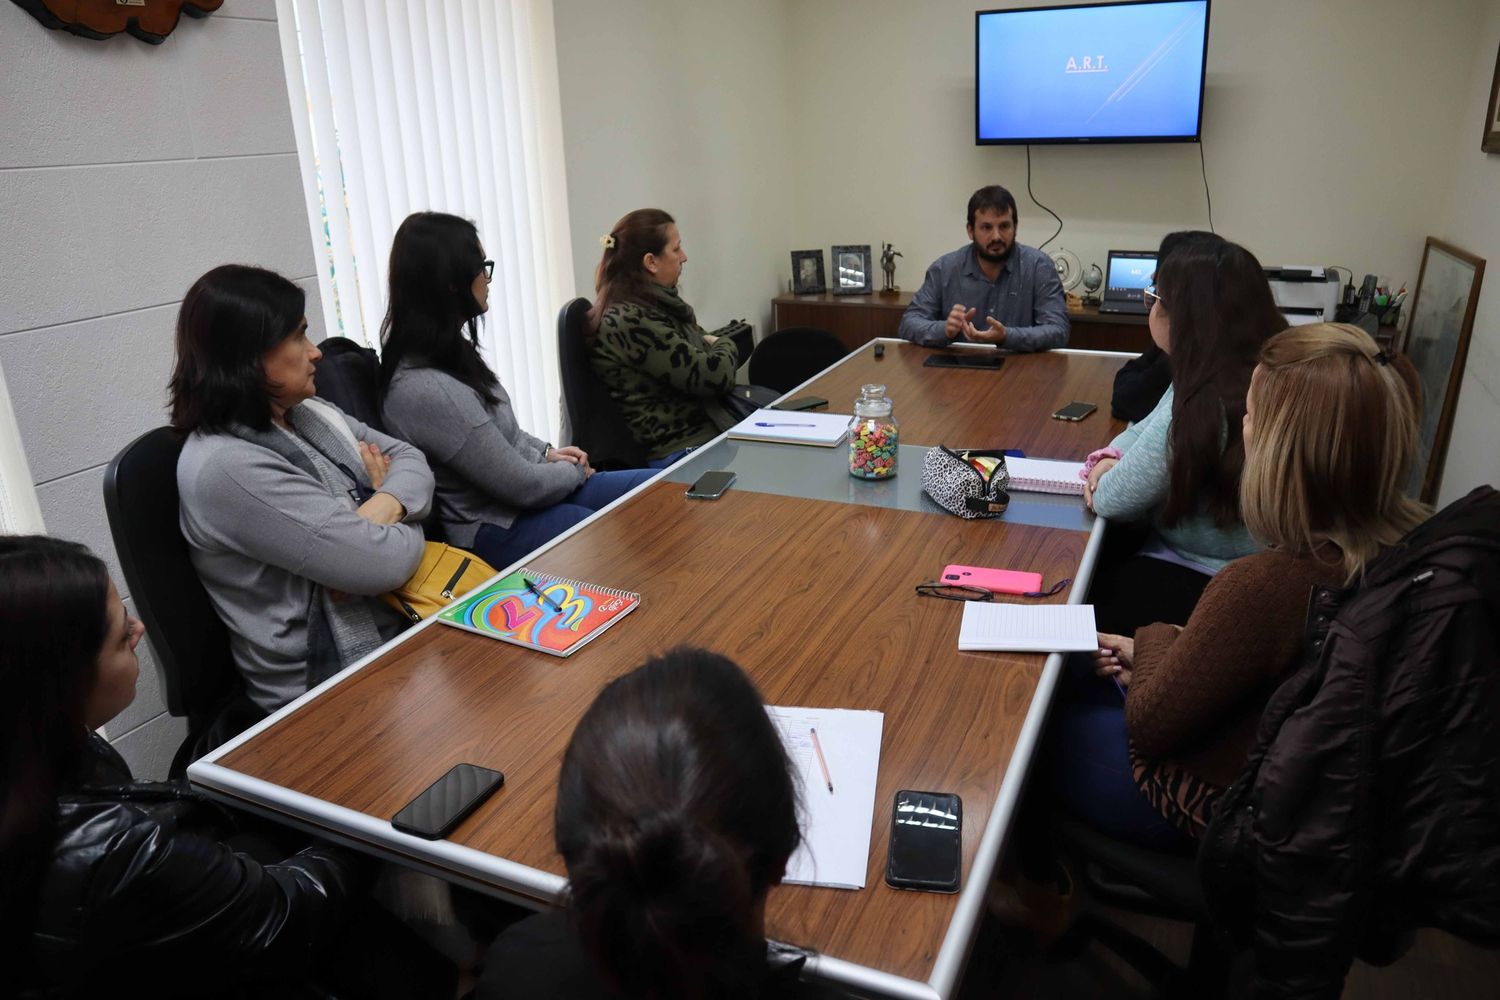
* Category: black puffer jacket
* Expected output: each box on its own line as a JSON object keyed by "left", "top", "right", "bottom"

{"left": 19, "top": 734, "right": 367, "bottom": 997}
{"left": 1201, "top": 486, "right": 1500, "bottom": 998}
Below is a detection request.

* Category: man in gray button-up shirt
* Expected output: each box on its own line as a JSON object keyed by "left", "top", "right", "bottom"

{"left": 898, "top": 185, "right": 1069, "bottom": 352}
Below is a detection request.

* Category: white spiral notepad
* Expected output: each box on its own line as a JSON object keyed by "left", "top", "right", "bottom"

{"left": 958, "top": 602, "right": 1099, "bottom": 652}
{"left": 1005, "top": 457, "right": 1086, "bottom": 496}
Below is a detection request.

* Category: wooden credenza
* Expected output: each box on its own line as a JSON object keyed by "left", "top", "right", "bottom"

{"left": 772, "top": 291, "right": 1151, "bottom": 354}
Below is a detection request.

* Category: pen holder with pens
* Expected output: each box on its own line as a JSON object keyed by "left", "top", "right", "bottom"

{"left": 848, "top": 384, "right": 899, "bottom": 479}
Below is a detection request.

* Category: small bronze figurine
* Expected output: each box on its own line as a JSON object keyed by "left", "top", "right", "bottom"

{"left": 880, "top": 242, "right": 903, "bottom": 292}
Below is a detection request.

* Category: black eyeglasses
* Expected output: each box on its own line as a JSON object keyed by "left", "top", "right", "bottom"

{"left": 481, "top": 259, "right": 495, "bottom": 280}
{"left": 1142, "top": 284, "right": 1162, "bottom": 310}
{"left": 915, "top": 579, "right": 1070, "bottom": 601}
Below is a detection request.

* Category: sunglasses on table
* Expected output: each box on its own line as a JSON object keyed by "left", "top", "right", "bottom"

{"left": 914, "top": 579, "right": 1070, "bottom": 601}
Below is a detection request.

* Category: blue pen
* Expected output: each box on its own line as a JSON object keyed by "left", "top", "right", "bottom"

{"left": 755, "top": 421, "right": 817, "bottom": 427}
{"left": 523, "top": 576, "right": 563, "bottom": 612}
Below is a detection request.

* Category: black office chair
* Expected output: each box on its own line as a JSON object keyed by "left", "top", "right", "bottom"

{"left": 314, "top": 335, "right": 385, "bottom": 432}
{"left": 103, "top": 427, "right": 262, "bottom": 777}
{"left": 556, "top": 297, "right": 649, "bottom": 469}
{"left": 747, "top": 326, "right": 849, "bottom": 394}
{"left": 1052, "top": 814, "right": 1236, "bottom": 997}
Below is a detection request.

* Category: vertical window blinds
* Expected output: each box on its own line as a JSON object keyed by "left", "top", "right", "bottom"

{"left": 276, "top": 0, "right": 574, "bottom": 439}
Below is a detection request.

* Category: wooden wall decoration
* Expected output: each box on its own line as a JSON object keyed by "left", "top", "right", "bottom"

{"left": 11, "top": 0, "right": 223, "bottom": 45}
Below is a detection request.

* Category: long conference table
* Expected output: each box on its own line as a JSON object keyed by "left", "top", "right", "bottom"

{"left": 189, "top": 339, "right": 1129, "bottom": 1000}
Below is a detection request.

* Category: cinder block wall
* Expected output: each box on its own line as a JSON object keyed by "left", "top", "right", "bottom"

{"left": 0, "top": 1, "right": 322, "bottom": 777}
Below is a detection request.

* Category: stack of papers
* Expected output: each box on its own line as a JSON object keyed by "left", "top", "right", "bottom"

{"left": 958, "top": 602, "right": 1098, "bottom": 652}
{"left": 727, "top": 409, "right": 851, "bottom": 447}
{"left": 767, "top": 705, "right": 884, "bottom": 889}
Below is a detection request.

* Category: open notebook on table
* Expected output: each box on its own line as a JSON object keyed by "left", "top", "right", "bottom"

{"left": 958, "top": 602, "right": 1099, "bottom": 652}
{"left": 1005, "top": 456, "right": 1086, "bottom": 495}
{"left": 767, "top": 706, "right": 884, "bottom": 890}
{"left": 436, "top": 568, "right": 638, "bottom": 657}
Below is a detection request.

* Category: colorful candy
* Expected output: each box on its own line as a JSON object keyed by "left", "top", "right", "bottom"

{"left": 849, "top": 417, "right": 898, "bottom": 479}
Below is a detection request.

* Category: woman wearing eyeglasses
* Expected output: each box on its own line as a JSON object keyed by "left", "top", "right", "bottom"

{"left": 173, "top": 265, "right": 434, "bottom": 718}
{"left": 378, "top": 212, "right": 655, "bottom": 571}
{"left": 1082, "top": 238, "right": 1286, "bottom": 634}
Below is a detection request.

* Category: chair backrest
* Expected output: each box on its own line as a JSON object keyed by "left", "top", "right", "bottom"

{"left": 314, "top": 336, "right": 385, "bottom": 432}
{"left": 748, "top": 326, "right": 850, "bottom": 394}
{"left": 556, "top": 297, "right": 648, "bottom": 469}
{"left": 102, "top": 427, "right": 237, "bottom": 723}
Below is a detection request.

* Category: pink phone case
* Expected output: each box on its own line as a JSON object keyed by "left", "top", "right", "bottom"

{"left": 941, "top": 564, "right": 1043, "bottom": 595}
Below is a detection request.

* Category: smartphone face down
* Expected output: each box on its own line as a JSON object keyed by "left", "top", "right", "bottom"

{"left": 391, "top": 763, "right": 505, "bottom": 840}
{"left": 941, "top": 564, "right": 1043, "bottom": 595}
{"left": 1051, "top": 401, "right": 1098, "bottom": 421}
{"left": 686, "top": 470, "right": 736, "bottom": 499}
{"left": 886, "top": 790, "right": 962, "bottom": 892}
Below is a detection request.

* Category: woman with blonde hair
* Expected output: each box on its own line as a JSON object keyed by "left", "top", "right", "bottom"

{"left": 1057, "top": 323, "right": 1429, "bottom": 843}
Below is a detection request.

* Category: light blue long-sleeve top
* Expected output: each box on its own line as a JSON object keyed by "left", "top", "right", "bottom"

{"left": 1090, "top": 386, "right": 1262, "bottom": 572}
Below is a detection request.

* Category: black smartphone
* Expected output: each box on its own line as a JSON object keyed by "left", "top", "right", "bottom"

{"left": 685, "top": 469, "right": 736, "bottom": 499}
{"left": 391, "top": 763, "right": 505, "bottom": 840}
{"left": 773, "top": 395, "right": 829, "bottom": 411}
{"left": 885, "top": 790, "right": 962, "bottom": 893}
{"left": 922, "top": 354, "right": 1005, "bottom": 371}
{"left": 1051, "top": 401, "right": 1098, "bottom": 421}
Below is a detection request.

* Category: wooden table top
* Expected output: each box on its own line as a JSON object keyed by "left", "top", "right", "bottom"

{"left": 806, "top": 341, "right": 1125, "bottom": 453}
{"left": 200, "top": 342, "right": 1127, "bottom": 994}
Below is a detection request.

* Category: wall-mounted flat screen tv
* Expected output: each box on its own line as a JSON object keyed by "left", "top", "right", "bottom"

{"left": 976, "top": 0, "right": 1210, "bottom": 145}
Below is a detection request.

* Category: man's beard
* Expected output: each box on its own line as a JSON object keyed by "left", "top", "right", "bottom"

{"left": 975, "top": 241, "right": 1013, "bottom": 265}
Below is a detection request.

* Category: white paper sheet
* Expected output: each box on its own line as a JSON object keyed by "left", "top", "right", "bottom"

{"left": 767, "top": 705, "right": 884, "bottom": 889}
{"left": 958, "top": 602, "right": 1099, "bottom": 652}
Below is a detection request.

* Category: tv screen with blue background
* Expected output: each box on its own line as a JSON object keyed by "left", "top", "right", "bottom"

{"left": 976, "top": 1, "right": 1210, "bottom": 144}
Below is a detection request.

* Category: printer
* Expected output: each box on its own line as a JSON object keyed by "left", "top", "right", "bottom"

{"left": 1264, "top": 266, "right": 1340, "bottom": 326}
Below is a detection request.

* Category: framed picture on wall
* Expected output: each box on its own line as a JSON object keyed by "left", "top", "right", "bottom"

{"left": 832, "top": 245, "right": 873, "bottom": 296}
{"left": 790, "top": 250, "right": 826, "bottom": 294}
{"left": 1484, "top": 41, "right": 1500, "bottom": 154}
{"left": 1402, "top": 236, "right": 1486, "bottom": 503}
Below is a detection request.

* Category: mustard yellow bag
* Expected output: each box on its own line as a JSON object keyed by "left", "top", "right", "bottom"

{"left": 384, "top": 542, "right": 498, "bottom": 621}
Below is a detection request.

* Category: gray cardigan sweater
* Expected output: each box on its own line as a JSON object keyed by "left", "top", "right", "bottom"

{"left": 177, "top": 402, "right": 433, "bottom": 712}
{"left": 380, "top": 363, "right": 585, "bottom": 545}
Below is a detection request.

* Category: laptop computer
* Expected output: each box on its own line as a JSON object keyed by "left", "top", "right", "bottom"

{"left": 1098, "top": 250, "right": 1158, "bottom": 315}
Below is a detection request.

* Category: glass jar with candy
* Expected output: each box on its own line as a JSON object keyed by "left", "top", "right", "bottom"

{"left": 848, "top": 383, "right": 899, "bottom": 479}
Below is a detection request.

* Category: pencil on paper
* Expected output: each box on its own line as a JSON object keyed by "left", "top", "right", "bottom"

{"left": 810, "top": 727, "right": 835, "bottom": 794}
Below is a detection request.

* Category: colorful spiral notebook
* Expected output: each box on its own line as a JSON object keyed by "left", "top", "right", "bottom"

{"left": 435, "top": 568, "right": 639, "bottom": 657}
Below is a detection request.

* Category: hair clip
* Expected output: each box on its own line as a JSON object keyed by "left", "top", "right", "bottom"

{"left": 599, "top": 234, "right": 616, "bottom": 250}
{"left": 1373, "top": 349, "right": 1392, "bottom": 366}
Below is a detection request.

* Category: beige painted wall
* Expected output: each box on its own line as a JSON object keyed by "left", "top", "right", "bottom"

{"left": 552, "top": 0, "right": 792, "bottom": 334}
{"left": 782, "top": 0, "right": 1480, "bottom": 297}
{"left": 1435, "top": 21, "right": 1500, "bottom": 507}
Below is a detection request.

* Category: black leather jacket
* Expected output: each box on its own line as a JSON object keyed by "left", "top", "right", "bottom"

{"left": 20, "top": 735, "right": 367, "bottom": 997}
{"left": 1200, "top": 486, "right": 1500, "bottom": 998}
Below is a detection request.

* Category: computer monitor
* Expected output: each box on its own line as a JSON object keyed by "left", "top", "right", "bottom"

{"left": 1099, "top": 250, "right": 1157, "bottom": 314}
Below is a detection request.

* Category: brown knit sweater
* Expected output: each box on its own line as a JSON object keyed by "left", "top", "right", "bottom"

{"left": 1125, "top": 548, "right": 1344, "bottom": 835}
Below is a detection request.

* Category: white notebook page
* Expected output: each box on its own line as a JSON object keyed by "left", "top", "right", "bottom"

{"left": 958, "top": 602, "right": 1099, "bottom": 652}
{"left": 767, "top": 706, "right": 884, "bottom": 890}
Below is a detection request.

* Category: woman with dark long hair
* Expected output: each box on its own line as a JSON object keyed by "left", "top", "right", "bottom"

{"left": 0, "top": 535, "right": 454, "bottom": 996}
{"left": 172, "top": 264, "right": 433, "bottom": 714}
{"left": 479, "top": 648, "right": 833, "bottom": 999}
{"left": 588, "top": 209, "right": 743, "bottom": 462}
{"left": 1083, "top": 237, "right": 1287, "bottom": 633}
{"left": 378, "top": 212, "right": 655, "bottom": 571}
